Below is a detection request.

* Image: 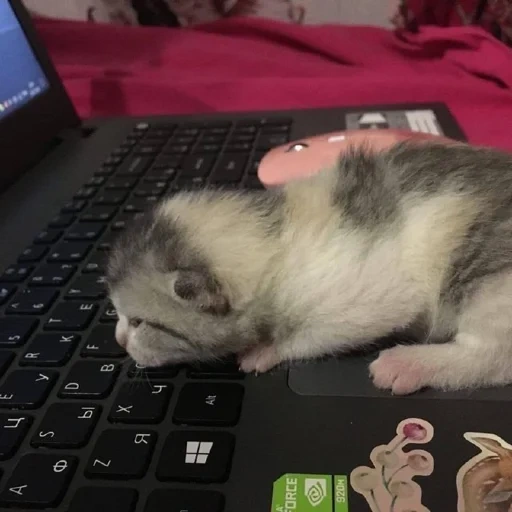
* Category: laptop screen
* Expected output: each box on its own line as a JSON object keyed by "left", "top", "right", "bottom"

{"left": 0, "top": 2, "right": 49, "bottom": 121}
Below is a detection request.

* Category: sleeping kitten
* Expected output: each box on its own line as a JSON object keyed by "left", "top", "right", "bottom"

{"left": 107, "top": 141, "right": 512, "bottom": 395}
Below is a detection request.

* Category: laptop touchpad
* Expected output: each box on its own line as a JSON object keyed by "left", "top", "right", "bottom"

{"left": 288, "top": 354, "right": 512, "bottom": 401}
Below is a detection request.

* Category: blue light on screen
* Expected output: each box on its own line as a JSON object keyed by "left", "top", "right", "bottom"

{"left": 0, "top": 2, "right": 49, "bottom": 120}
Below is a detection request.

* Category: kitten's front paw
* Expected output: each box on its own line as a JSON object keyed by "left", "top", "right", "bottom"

{"left": 238, "top": 344, "right": 281, "bottom": 374}
{"left": 370, "top": 346, "right": 432, "bottom": 395}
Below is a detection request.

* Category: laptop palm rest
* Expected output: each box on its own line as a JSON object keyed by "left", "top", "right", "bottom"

{"left": 288, "top": 355, "right": 512, "bottom": 401}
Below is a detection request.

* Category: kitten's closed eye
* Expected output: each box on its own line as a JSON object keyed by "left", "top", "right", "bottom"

{"left": 127, "top": 316, "right": 190, "bottom": 342}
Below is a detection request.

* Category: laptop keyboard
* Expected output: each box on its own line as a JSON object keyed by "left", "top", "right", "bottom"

{"left": 0, "top": 116, "right": 292, "bottom": 511}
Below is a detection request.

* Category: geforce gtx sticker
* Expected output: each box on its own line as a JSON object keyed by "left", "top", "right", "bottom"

{"left": 271, "top": 473, "right": 349, "bottom": 511}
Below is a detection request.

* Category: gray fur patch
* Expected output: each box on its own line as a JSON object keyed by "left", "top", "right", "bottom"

{"left": 333, "top": 146, "right": 400, "bottom": 229}
{"left": 384, "top": 143, "right": 512, "bottom": 307}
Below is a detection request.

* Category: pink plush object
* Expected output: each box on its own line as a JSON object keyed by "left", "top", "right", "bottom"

{"left": 258, "top": 130, "right": 455, "bottom": 186}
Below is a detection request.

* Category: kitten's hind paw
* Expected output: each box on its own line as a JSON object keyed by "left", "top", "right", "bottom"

{"left": 238, "top": 344, "right": 281, "bottom": 374}
{"left": 370, "top": 345, "right": 433, "bottom": 395}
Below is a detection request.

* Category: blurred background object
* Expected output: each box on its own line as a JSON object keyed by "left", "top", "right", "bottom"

{"left": 21, "top": 0, "right": 393, "bottom": 27}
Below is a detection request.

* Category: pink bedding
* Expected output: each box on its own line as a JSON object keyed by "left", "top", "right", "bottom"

{"left": 35, "top": 17, "right": 512, "bottom": 151}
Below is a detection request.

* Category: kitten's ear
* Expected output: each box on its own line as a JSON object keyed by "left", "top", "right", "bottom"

{"left": 169, "top": 269, "right": 230, "bottom": 316}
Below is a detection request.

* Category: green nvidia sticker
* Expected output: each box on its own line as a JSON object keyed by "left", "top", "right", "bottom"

{"left": 271, "top": 473, "right": 349, "bottom": 512}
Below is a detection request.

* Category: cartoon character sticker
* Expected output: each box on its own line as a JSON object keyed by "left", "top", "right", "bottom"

{"left": 457, "top": 432, "right": 512, "bottom": 512}
{"left": 350, "top": 418, "right": 434, "bottom": 512}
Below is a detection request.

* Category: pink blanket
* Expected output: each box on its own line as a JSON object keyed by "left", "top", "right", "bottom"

{"left": 36, "top": 17, "right": 512, "bottom": 151}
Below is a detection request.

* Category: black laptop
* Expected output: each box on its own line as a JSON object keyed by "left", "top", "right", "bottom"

{"left": 4, "top": 1, "right": 509, "bottom": 511}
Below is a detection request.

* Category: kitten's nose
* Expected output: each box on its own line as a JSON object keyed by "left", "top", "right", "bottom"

{"left": 115, "top": 316, "right": 129, "bottom": 349}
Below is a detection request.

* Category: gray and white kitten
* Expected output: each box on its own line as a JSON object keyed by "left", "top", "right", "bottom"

{"left": 107, "top": 141, "right": 512, "bottom": 395}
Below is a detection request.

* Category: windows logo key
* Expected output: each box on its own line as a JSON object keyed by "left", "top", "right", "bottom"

{"left": 185, "top": 441, "right": 214, "bottom": 464}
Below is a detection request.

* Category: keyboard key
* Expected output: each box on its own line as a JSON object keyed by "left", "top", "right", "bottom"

{"left": 144, "top": 168, "right": 178, "bottom": 182}
{"left": 97, "top": 231, "right": 117, "bottom": 251}
{"left": 86, "top": 429, "right": 157, "bottom": 479}
{"left": 225, "top": 142, "right": 252, "bottom": 152}
{"left": 162, "top": 144, "right": 190, "bottom": 155}
{"left": 0, "top": 414, "right": 32, "bottom": 460}
{"left": 86, "top": 176, "right": 107, "bottom": 187}
{"left": 194, "top": 143, "right": 222, "bottom": 153}
{"left": 29, "top": 263, "right": 75, "bottom": 285}
{"left": 210, "top": 153, "right": 248, "bottom": 183}
{"left": 124, "top": 196, "right": 159, "bottom": 213}
{"left": 112, "top": 148, "right": 132, "bottom": 158}
{"left": 69, "top": 487, "right": 138, "bottom": 512}
{"left": 151, "top": 155, "right": 181, "bottom": 170}
{"left": 188, "top": 360, "right": 244, "bottom": 379}
{"left": 66, "top": 275, "right": 107, "bottom": 300}
{"left": 0, "top": 285, "right": 15, "bottom": 305}
{"left": 176, "top": 125, "right": 202, "bottom": 135}
{"left": 248, "top": 151, "right": 265, "bottom": 175}
{"left": 256, "top": 132, "right": 288, "bottom": 150}
{"left": 143, "top": 136, "right": 171, "bottom": 146}
{"left": 229, "top": 132, "right": 255, "bottom": 143}
{"left": 239, "top": 117, "right": 291, "bottom": 127}
{"left": 80, "top": 206, "right": 118, "bottom": 222}
{"left": 245, "top": 176, "right": 265, "bottom": 190}
{"left": 173, "top": 383, "right": 243, "bottom": 426}
{"left": 233, "top": 125, "right": 257, "bottom": 134}
{"left": 48, "top": 242, "right": 91, "bottom": 262}
{"left": 181, "top": 154, "right": 216, "bottom": 178}
{"left": 204, "top": 126, "right": 229, "bottom": 135}
{"left": 0, "top": 318, "right": 37, "bottom": 347}
{"left": 0, "top": 454, "right": 77, "bottom": 508}
{"left": 112, "top": 214, "right": 134, "bottom": 231}
{"left": 18, "top": 246, "right": 48, "bottom": 263}
{"left": 0, "top": 352, "right": 14, "bottom": 376}
{"left": 48, "top": 213, "right": 75, "bottom": 228}
{"left": 81, "top": 325, "right": 125, "bottom": 358}
{"left": 93, "top": 191, "right": 128, "bottom": 206}
{"left": 134, "top": 145, "right": 163, "bottom": 156}
{"left": 200, "top": 134, "right": 226, "bottom": 144}
{"left": 21, "top": 334, "right": 80, "bottom": 366}
{"left": 0, "top": 370, "right": 57, "bottom": 409}
{"left": 173, "top": 177, "right": 205, "bottom": 191}
{"left": 133, "top": 183, "right": 167, "bottom": 197}
{"left": 74, "top": 186, "right": 97, "bottom": 200}
{"left": 34, "top": 229, "right": 62, "bottom": 245}
{"left": 65, "top": 223, "right": 105, "bottom": 242}
{"left": 45, "top": 302, "right": 97, "bottom": 331}
{"left": 1, "top": 264, "right": 33, "bottom": 283}
{"left": 109, "top": 382, "right": 172, "bottom": 424}
{"left": 145, "top": 490, "right": 224, "bottom": 512}
{"left": 146, "top": 126, "right": 174, "bottom": 137}
{"left": 59, "top": 361, "right": 119, "bottom": 398}
{"left": 106, "top": 177, "right": 138, "bottom": 190}
{"left": 116, "top": 156, "right": 153, "bottom": 177}
{"left": 261, "top": 123, "right": 290, "bottom": 133}
{"left": 32, "top": 403, "right": 101, "bottom": 448}
{"left": 94, "top": 165, "right": 117, "bottom": 177}
{"left": 128, "top": 362, "right": 178, "bottom": 378}
{"left": 157, "top": 431, "right": 234, "bottom": 482}
{"left": 7, "top": 288, "right": 57, "bottom": 314}
{"left": 83, "top": 253, "right": 106, "bottom": 274}
{"left": 172, "top": 135, "right": 196, "bottom": 145}
{"left": 100, "top": 303, "right": 118, "bottom": 323}
{"left": 103, "top": 155, "right": 124, "bottom": 167}
{"left": 135, "top": 122, "right": 150, "bottom": 131}
{"left": 120, "top": 140, "right": 137, "bottom": 150}
{"left": 61, "top": 199, "right": 87, "bottom": 213}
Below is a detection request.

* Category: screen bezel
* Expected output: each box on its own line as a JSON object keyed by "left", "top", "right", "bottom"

{"left": 1, "top": 0, "right": 80, "bottom": 192}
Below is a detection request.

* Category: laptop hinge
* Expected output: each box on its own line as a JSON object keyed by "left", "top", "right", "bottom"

{"left": 34, "top": 124, "right": 97, "bottom": 167}
{"left": 57, "top": 124, "right": 97, "bottom": 142}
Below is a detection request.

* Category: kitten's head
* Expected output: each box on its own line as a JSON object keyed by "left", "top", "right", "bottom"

{"left": 106, "top": 204, "right": 247, "bottom": 367}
